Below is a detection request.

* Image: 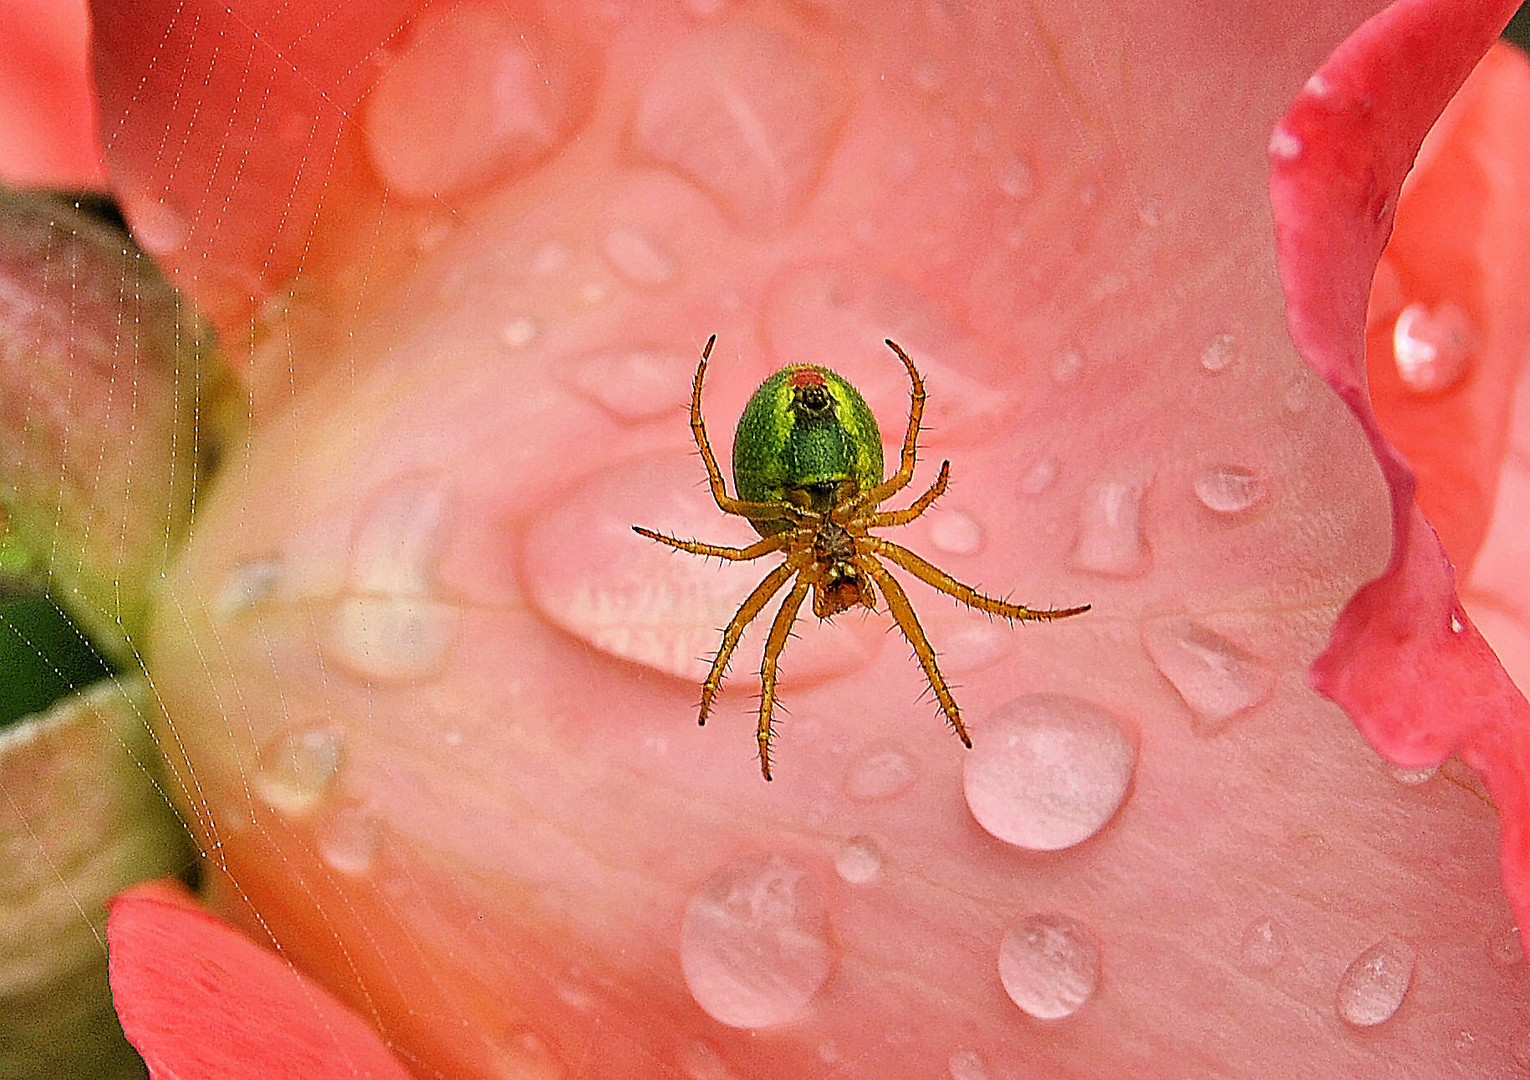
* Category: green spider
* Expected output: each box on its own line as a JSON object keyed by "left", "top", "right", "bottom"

{"left": 633, "top": 335, "right": 1090, "bottom": 780}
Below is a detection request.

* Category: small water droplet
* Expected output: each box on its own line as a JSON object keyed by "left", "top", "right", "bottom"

{"left": 1450, "top": 612, "right": 1466, "bottom": 634}
{"left": 500, "top": 317, "right": 540, "bottom": 348}
{"left": 1489, "top": 925, "right": 1523, "bottom": 967}
{"left": 1335, "top": 935, "right": 1414, "bottom": 1028}
{"left": 947, "top": 1048, "right": 990, "bottom": 1080}
{"left": 254, "top": 727, "right": 343, "bottom": 814}
{"left": 834, "top": 836, "right": 883, "bottom": 884}
{"left": 1052, "top": 347, "right": 1083, "bottom": 382}
{"left": 350, "top": 479, "right": 450, "bottom": 595}
{"left": 963, "top": 695, "right": 1135, "bottom": 851}
{"left": 326, "top": 597, "right": 461, "bottom": 683}
{"left": 1393, "top": 301, "right": 1473, "bottom": 393}
{"left": 1451, "top": 1029, "right": 1476, "bottom": 1054}
{"left": 529, "top": 241, "right": 569, "bottom": 275}
{"left": 604, "top": 226, "right": 677, "bottom": 286}
{"left": 569, "top": 346, "right": 693, "bottom": 421}
{"left": 316, "top": 801, "right": 382, "bottom": 875}
{"left": 1199, "top": 332, "right": 1238, "bottom": 373}
{"left": 677, "top": 1041, "right": 739, "bottom": 1080}
{"left": 1305, "top": 73, "right": 1333, "bottom": 99}
{"left": 1284, "top": 377, "right": 1311, "bottom": 413}
{"left": 929, "top": 510, "right": 983, "bottom": 555}
{"left": 844, "top": 743, "right": 918, "bottom": 802}
{"left": 215, "top": 559, "right": 281, "bottom": 618}
{"left": 997, "top": 156, "right": 1034, "bottom": 199}
{"left": 127, "top": 194, "right": 190, "bottom": 255}
{"left": 1071, "top": 475, "right": 1151, "bottom": 577}
{"left": 1239, "top": 917, "right": 1287, "bottom": 970}
{"left": 1019, "top": 458, "right": 1058, "bottom": 496}
{"left": 1193, "top": 465, "right": 1266, "bottom": 515}
{"left": 1391, "top": 763, "right": 1439, "bottom": 786}
{"left": 581, "top": 280, "right": 610, "bottom": 306}
{"left": 680, "top": 853, "right": 834, "bottom": 1029}
{"left": 1142, "top": 618, "right": 1276, "bottom": 735}
{"left": 1269, "top": 125, "right": 1303, "bottom": 162}
{"left": 998, "top": 913, "right": 1099, "bottom": 1020}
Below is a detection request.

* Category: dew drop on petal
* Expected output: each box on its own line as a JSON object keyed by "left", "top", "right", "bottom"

{"left": 947, "top": 1049, "right": 990, "bottom": 1080}
{"left": 325, "top": 597, "right": 461, "bottom": 683}
{"left": 1392, "top": 301, "right": 1473, "bottom": 394}
{"left": 1239, "top": 917, "right": 1287, "bottom": 970}
{"left": 680, "top": 853, "right": 835, "bottom": 1029}
{"left": 254, "top": 727, "right": 343, "bottom": 814}
{"left": 350, "top": 479, "right": 450, "bottom": 595}
{"left": 1335, "top": 936, "right": 1414, "bottom": 1028}
{"left": 499, "top": 317, "right": 540, "bottom": 349}
{"left": 998, "top": 913, "right": 1100, "bottom": 1020}
{"left": 1141, "top": 618, "right": 1275, "bottom": 735}
{"left": 1071, "top": 476, "right": 1150, "bottom": 577}
{"left": 929, "top": 509, "right": 983, "bottom": 555}
{"left": 1199, "top": 332, "right": 1237, "bottom": 373}
{"left": 963, "top": 695, "right": 1135, "bottom": 851}
{"left": 316, "top": 801, "right": 383, "bottom": 875}
{"left": 678, "top": 1041, "right": 739, "bottom": 1080}
{"left": 604, "top": 226, "right": 677, "bottom": 286}
{"left": 1391, "top": 763, "right": 1439, "bottom": 786}
{"left": 834, "top": 835, "right": 883, "bottom": 884}
{"left": 215, "top": 559, "right": 281, "bottom": 618}
{"left": 1193, "top": 465, "right": 1266, "bottom": 515}
{"left": 1268, "top": 125, "right": 1303, "bottom": 162}
{"left": 124, "top": 192, "right": 190, "bottom": 255}
{"left": 1019, "top": 458, "right": 1058, "bottom": 496}
{"left": 843, "top": 743, "right": 918, "bottom": 802}
{"left": 568, "top": 346, "right": 696, "bottom": 421}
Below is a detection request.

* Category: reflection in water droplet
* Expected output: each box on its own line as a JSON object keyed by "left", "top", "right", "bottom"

{"left": 326, "top": 597, "right": 461, "bottom": 683}
{"left": 963, "top": 695, "right": 1135, "bottom": 851}
{"left": 998, "top": 913, "right": 1099, "bottom": 1020}
{"left": 351, "top": 479, "right": 450, "bottom": 595}
{"left": 500, "top": 317, "right": 540, "bottom": 348}
{"left": 255, "top": 728, "right": 343, "bottom": 814}
{"left": 1142, "top": 618, "right": 1275, "bottom": 735}
{"left": 1269, "top": 125, "right": 1303, "bottom": 161}
{"left": 997, "top": 155, "right": 1034, "bottom": 199}
{"left": 1199, "top": 333, "right": 1237, "bottom": 373}
{"left": 1391, "top": 763, "right": 1439, "bottom": 786}
{"left": 1393, "top": 301, "right": 1472, "bottom": 394}
{"left": 681, "top": 853, "right": 834, "bottom": 1029}
{"left": 1489, "top": 925, "right": 1523, "bottom": 967}
{"left": 216, "top": 559, "right": 281, "bottom": 618}
{"left": 948, "top": 1048, "right": 990, "bottom": 1080}
{"left": 929, "top": 510, "right": 982, "bottom": 555}
{"left": 1239, "top": 917, "right": 1287, "bottom": 970}
{"left": 1019, "top": 458, "right": 1058, "bottom": 496}
{"left": 834, "top": 836, "right": 883, "bottom": 884}
{"left": 316, "top": 801, "right": 382, "bottom": 875}
{"left": 570, "top": 346, "right": 693, "bottom": 421}
{"left": 844, "top": 744, "right": 918, "bottom": 802}
{"left": 604, "top": 226, "right": 677, "bottom": 285}
{"left": 1071, "top": 476, "right": 1150, "bottom": 577}
{"left": 1335, "top": 936, "right": 1415, "bottom": 1028}
{"left": 1194, "top": 465, "right": 1266, "bottom": 515}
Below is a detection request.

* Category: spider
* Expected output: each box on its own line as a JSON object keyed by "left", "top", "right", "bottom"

{"left": 633, "top": 335, "right": 1090, "bottom": 780}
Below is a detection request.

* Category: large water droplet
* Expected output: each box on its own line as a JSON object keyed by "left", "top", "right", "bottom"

{"left": 1141, "top": 618, "right": 1275, "bottom": 735}
{"left": 1193, "top": 465, "right": 1266, "bottom": 515}
{"left": 1239, "top": 917, "right": 1287, "bottom": 970}
{"left": 1199, "top": 333, "right": 1238, "bottom": 373}
{"left": 350, "top": 478, "right": 450, "bottom": 595}
{"left": 834, "top": 836, "right": 883, "bottom": 884}
{"left": 998, "top": 913, "right": 1099, "bottom": 1020}
{"left": 326, "top": 597, "right": 461, "bottom": 683}
{"left": 680, "top": 853, "right": 835, "bottom": 1029}
{"left": 569, "top": 346, "right": 696, "bottom": 421}
{"left": 254, "top": 727, "right": 343, "bottom": 814}
{"left": 928, "top": 509, "right": 983, "bottom": 555}
{"left": 1071, "top": 476, "right": 1150, "bottom": 577}
{"left": 316, "top": 801, "right": 383, "bottom": 876}
{"left": 1392, "top": 301, "right": 1473, "bottom": 394}
{"left": 843, "top": 743, "right": 918, "bottom": 802}
{"left": 947, "top": 1048, "right": 990, "bottom": 1080}
{"left": 215, "top": 558, "right": 281, "bottom": 618}
{"left": 963, "top": 695, "right": 1134, "bottom": 851}
{"left": 1335, "top": 936, "right": 1414, "bottom": 1028}
{"left": 604, "top": 226, "right": 676, "bottom": 286}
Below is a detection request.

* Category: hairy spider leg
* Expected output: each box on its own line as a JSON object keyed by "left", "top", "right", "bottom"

{"left": 698, "top": 553, "right": 809, "bottom": 724}
{"left": 757, "top": 574, "right": 814, "bottom": 781}
{"left": 863, "top": 460, "right": 950, "bottom": 529}
{"left": 687, "top": 335, "right": 798, "bottom": 524}
{"left": 846, "top": 338, "right": 927, "bottom": 515}
{"left": 629, "top": 527, "right": 787, "bottom": 562}
{"left": 867, "top": 537, "right": 1093, "bottom": 621}
{"left": 858, "top": 557, "right": 971, "bottom": 748}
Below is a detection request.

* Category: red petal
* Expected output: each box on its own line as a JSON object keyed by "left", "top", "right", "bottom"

{"left": 108, "top": 880, "right": 413, "bottom": 1080}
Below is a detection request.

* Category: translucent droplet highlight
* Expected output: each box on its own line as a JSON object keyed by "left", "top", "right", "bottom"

{"left": 998, "top": 914, "right": 1099, "bottom": 1020}
{"left": 1193, "top": 465, "right": 1266, "bottom": 515}
{"left": 1393, "top": 301, "right": 1472, "bottom": 394}
{"left": 326, "top": 597, "right": 461, "bottom": 683}
{"left": 604, "top": 226, "right": 676, "bottom": 286}
{"left": 215, "top": 559, "right": 281, "bottom": 618}
{"left": 1142, "top": 618, "right": 1275, "bottom": 735}
{"left": 1239, "top": 917, "right": 1287, "bottom": 970}
{"left": 1335, "top": 936, "right": 1414, "bottom": 1028}
{"left": 316, "top": 801, "right": 383, "bottom": 875}
{"left": 254, "top": 727, "right": 343, "bottom": 814}
{"left": 947, "top": 1048, "right": 990, "bottom": 1080}
{"left": 1019, "top": 458, "right": 1058, "bottom": 496}
{"left": 843, "top": 744, "right": 917, "bottom": 802}
{"left": 681, "top": 853, "right": 834, "bottom": 1028}
{"left": 834, "top": 836, "right": 882, "bottom": 884}
{"left": 963, "top": 695, "right": 1135, "bottom": 851}
{"left": 1071, "top": 475, "right": 1150, "bottom": 577}
{"left": 1199, "top": 333, "right": 1237, "bottom": 373}
{"left": 928, "top": 510, "right": 982, "bottom": 555}
{"left": 569, "top": 346, "right": 696, "bottom": 421}
{"left": 1391, "top": 763, "right": 1439, "bottom": 786}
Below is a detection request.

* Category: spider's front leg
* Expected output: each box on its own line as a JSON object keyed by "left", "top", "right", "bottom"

{"left": 630, "top": 528, "right": 786, "bottom": 562}
{"left": 687, "top": 335, "right": 801, "bottom": 524}
{"left": 846, "top": 338, "right": 926, "bottom": 514}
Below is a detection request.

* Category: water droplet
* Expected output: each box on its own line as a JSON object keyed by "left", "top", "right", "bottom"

{"left": 529, "top": 241, "right": 569, "bottom": 275}
{"left": 1451, "top": 1029, "right": 1476, "bottom": 1054}
{"left": 1137, "top": 198, "right": 1162, "bottom": 228}
{"left": 126, "top": 194, "right": 189, "bottom": 255}
{"left": 1199, "top": 332, "right": 1237, "bottom": 373}
{"left": 947, "top": 1049, "right": 990, "bottom": 1080}
{"left": 1052, "top": 347, "right": 1082, "bottom": 382}
{"left": 326, "top": 597, "right": 461, "bottom": 683}
{"left": 1450, "top": 612, "right": 1466, "bottom": 634}
{"left": 1071, "top": 475, "right": 1150, "bottom": 577}
{"left": 350, "top": 479, "right": 450, "bottom": 596}
{"left": 928, "top": 510, "right": 982, "bottom": 555}
{"left": 1284, "top": 377, "right": 1311, "bottom": 413}
{"left": 254, "top": 727, "right": 343, "bottom": 814}
{"left": 963, "top": 695, "right": 1135, "bottom": 851}
{"left": 568, "top": 346, "right": 694, "bottom": 421}
{"left": 834, "top": 836, "right": 883, "bottom": 884}
{"left": 1393, "top": 301, "right": 1472, "bottom": 393}
{"left": 1019, "top": 458, "right": 1058, "bottom": 496}
{"left": 215, "top": 559, "right": 281, "bottom": 618}
{"left": 843, "top": 743, "right": 918, "bottom": 802}
{"left": 1305, "top": 73, "right": 1333, "bottom": 99}
{"left": 604, "top": 226, "right": 676, "bottom": 286}
{"left": 1391, "top": 763, "right": 1439, "bottom": 786}
{"left": 1141, "top": 618, "right": 1275, "bottom": 735}
{"left": 997, "top": 155, "right": 1034, "bottom": 199}
{"left": 1239, "top": 917, "right": 1287, "bottom": 970}
{"left": 1268, "top": 125, "right": 1303, "bottom": 162}
{"left": 1489, "top": 925, "right": 1523, "bottom": 967}
{"left": 316, "top": 801, "right": 382, "bottom": 875}
{"left": 1335, "top": 936, "right": 1414, "bottom": 1027}
{"left": 680, "top": 852, "right": 835, "bottom": 1029}
{"left": 500, "top": 317, "right": 540, "bottom": 348}
{"left": 997, "top": 913, "right": 1099, "bottom": 1020}
{"left": 677, "top": 1041, "right": 739, "bottom": 1080}
{"left": 1193, "top": 465, "right": 1266, "bottom": 515}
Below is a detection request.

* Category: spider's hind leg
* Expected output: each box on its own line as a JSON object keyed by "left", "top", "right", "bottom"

{"left": 756, "top": 575, "right": 813, "bottom": 780}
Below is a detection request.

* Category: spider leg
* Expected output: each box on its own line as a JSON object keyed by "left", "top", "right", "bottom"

{"left": 861, "top": 460, "right": 950, "bottom": 528}
{"left": 698, "top": 555, "right": 805, "bottom": 726}
{"left": 866, "top": 537, "right": 1092, "bottom": 621}
{"left": 688, "top": 334, "right": 800, "bottom": 523}
{"left": 858, "top": 557, "right": 971, "bottom": 748}
{"left": 847, "top": 338, "right": 926, "bottom": 513}
{"left": 756, "top": 574, "right": 814, "bottom": 781}
{"left": 632, "top": 527, "right": 787, "bottom": 562}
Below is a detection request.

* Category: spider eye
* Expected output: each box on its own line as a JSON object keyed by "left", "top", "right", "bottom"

{"left": 796, "top": 384, "right": 832, "bottom": 414}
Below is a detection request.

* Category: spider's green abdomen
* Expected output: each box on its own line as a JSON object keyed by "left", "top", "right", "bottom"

{"left": 732, "top": 365, "right": 884, "bottom": 534}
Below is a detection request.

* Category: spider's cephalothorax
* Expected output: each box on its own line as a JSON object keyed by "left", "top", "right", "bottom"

{"left": 633, "top": 335, "right": 1090, "bottom": 780}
